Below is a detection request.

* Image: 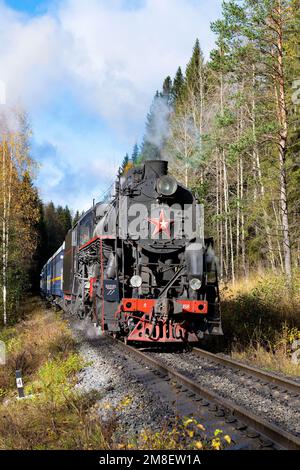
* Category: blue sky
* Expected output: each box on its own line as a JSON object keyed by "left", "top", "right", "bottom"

{"left": 5, "top": 0, "right": 49, "bottom": 13}
{"left": 1, "top": 0, "right": 222, "bottom": 211}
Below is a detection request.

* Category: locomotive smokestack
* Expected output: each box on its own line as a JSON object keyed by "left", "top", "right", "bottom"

{"left": 143, "top": 160, "right": 168, "bottom": 179}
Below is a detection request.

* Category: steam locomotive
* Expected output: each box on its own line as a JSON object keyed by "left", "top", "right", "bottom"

{"left": 40, "top": 160, "right": 222, "bottom": 344}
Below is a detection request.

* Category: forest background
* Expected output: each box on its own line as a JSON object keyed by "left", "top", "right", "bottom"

{"left": 1, "top": 0, "right": 299, "bottom": 362}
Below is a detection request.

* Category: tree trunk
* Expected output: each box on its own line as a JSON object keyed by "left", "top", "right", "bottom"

{"left": 218, "top": 152, "right": 224, "bottom": 279}
{"left": 236, "top": 155, "right": 240, "bottom": 274}
{"left": 251, "top": 64, "right": 276, "bottom": 270}
{"left": 276, "top": 4, "right": 292, "bottom": 281}
{"left": 272, "top": 200, "right": 284, "bottom": 272}
{"left": 240, "top": 156, "right": 246, "bottom": 276}
{"left": 2, "top": 138, "right": 7, "bottom": 325}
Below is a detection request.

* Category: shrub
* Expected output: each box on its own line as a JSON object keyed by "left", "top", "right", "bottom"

{"left": 221, "top": 271, "right": 300, "bottom": 349}
{"left": 221, "top": 271, "right": 300, "bottom": 376}
{"left": 126, "top": 417, "right": 232, "bottom": 450}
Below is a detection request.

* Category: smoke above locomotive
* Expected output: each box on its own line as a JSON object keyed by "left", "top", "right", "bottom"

{"left": 41, "top": 160, "right": 222, "bottom": 344}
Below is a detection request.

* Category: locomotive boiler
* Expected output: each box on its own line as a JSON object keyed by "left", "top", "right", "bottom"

{"left": 40, "top": 160, "right": 222, "bottom": 344}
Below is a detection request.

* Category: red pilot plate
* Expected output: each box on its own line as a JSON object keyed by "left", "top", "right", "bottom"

{"left": 121, "top": 298, "right": 156, "bottom": 313}
{"left": 176, "top": 300, "right": 208, "bottom": 314}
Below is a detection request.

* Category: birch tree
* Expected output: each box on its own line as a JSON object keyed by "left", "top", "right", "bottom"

{"left": 0, "top": 110, "right": 39, "bottom": 324}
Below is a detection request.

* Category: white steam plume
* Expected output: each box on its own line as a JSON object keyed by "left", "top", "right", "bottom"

{"left": 143, "top": 94, "right": 172, "bottom": 160}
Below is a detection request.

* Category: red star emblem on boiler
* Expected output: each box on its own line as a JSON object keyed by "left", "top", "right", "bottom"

{"left": 149, "top": 209, "right": 174, "bottom": 237}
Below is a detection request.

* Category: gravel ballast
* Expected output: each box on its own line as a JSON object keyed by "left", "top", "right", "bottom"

{"left": 70, "top": 319, "right": 175, "bottom": 441}
{"left": 149, "top": 351, "right": 300, "bottom": 437}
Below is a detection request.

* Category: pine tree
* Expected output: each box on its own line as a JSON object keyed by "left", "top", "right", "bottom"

{"left": 211, "top": 0, "right": 298, "bottom": 281}
{"left": 137, "top": 1, "right": 299, "bottom": 283}
{"left": 64, "top": 206, "right": 72, "bottom": 233}
{"left": 36, "top": 198, "right": 48, "bottom": 277}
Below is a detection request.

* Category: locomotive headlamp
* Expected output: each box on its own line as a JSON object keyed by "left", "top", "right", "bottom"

{"left": 157, "top": 175, "right": 178, "bottom": 196}
{"left": 190, "top": 278, "right": 202, "bottom": 291}
{"left": 130, "top": 275, "right": 142, "bottom": 288}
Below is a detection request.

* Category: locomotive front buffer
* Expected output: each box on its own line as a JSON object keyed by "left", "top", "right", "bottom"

{"left": 119, "top": 297, "right": 209, "bottom": 343}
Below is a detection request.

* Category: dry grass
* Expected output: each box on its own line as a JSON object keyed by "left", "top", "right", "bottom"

{"left": 0, "top": 298, "right": 113, "bottom": 450}
{"left": 232, "top": 343, "right": 300, "bottom": 377}
{"left": 0, "top": 298, "right": 76, "bottom": 395}
{"left": 221, "top": 271, "right": 300, "bottom": 377}
{"left": 0, "top": 390, "right": 110, "bottom": 450}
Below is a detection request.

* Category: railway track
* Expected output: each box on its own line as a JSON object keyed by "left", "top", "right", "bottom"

{"left": 112, "top": 338, "right": 300, "bottom": 450}
{"left": 192, "top": 347, "right": 300, "bottom": 395}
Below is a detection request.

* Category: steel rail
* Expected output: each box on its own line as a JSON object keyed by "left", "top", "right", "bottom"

{"left": 192, "top": 347, "right": 300, "bottom": 395}
{"left": 114, "top": 339, "right": 300, "bottom": 450}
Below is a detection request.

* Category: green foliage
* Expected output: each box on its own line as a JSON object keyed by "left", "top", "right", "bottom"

{"left": 121, "top": 153, "right": 130, "bottom": 173}
{"left": 185, "top": 39, "right": 205, "bottom": 94}
{"left": 172, "top": 67, "right": 185, "bottom": 103}
{"left": 128, "top": 416, "right": 232, "bottom": 450}
{"left": 27, "top": 353, "right": 84, "bottom": 403}
{"left": 215, "top": 108, "right": 235, "bottom": 128}
{"left": 0, "top": 325, "right": 17, "bottom": 344}
{"left": 38, "top": 202, "right": 72, "bottom": 269}
{"left": 121, "top": 0, "right": 299, "bottom": 283}
{"left": 131, "top": 143, "right": 140, "bottom": 164}
{"left": 72, "top": 209, "right": 81, "bottom": 226}
{"left": 0, "top": 113, "right": 41, "bottom": 324}
{"left": 162, "top": 76, "right": 173, "bottom": 106}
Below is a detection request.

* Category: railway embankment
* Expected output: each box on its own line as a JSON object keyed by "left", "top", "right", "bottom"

{"left": 0, "top": 299, "right": 232, "bottom": 450}
{"left": 0, "top": 299, "right": 110, "bottom": 450}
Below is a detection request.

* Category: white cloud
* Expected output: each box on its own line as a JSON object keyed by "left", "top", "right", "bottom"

{"left": 0, "top": 4, "right": 66, "bottom": 108}
{"left": 32, "top": 126, "right": 122, "bottom": 210}
{"left": 0, "top": 0, "right": 220, "bottom": 127}
{"left": 0, "top": 0, "right": 221, "bottom": 209}
{"left": 57, "top": 0, "right": 215, "bottom": 129}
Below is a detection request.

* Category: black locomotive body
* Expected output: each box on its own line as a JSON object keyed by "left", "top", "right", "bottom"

{"left": 41, "top": 160, "right": 222, "bottom": 344}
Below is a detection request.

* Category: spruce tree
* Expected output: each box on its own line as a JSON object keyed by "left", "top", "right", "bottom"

{"left": 172, "top": 67, "right": 185, "bottom": 103}
{"left": 131, "top": 143, "right": 139, "bottom": 164}
{"left": 185, "top": 38, "right": 205, "bottom": 94}
{"left": 122, "top": 153, "right": 129, "bottom": 170}
{"left": 162, "top": 76, "right": 173, "bottom": 105}
{"left": 73, "top": 210, "right": 81, "bottom": 226}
